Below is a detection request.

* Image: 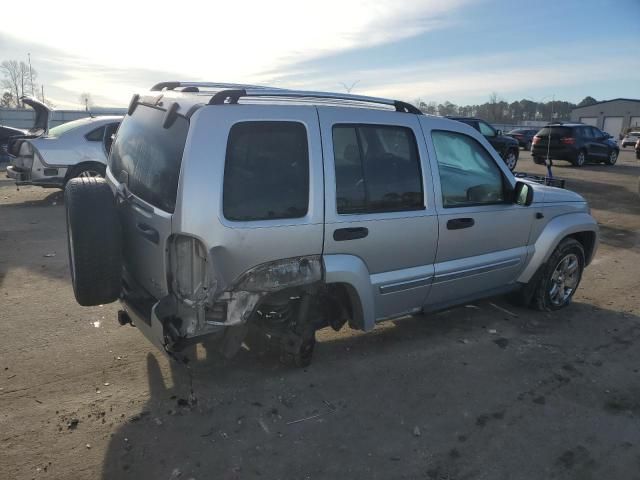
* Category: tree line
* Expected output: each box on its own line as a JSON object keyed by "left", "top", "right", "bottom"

{"left": 0, "top": 59, "right": 53, "bottom": 108}
{"left": 414, "top": 93, "right": 598, "bottom": 123}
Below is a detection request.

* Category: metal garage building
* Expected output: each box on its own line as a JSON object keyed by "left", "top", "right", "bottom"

{"left": 570, "top": 98, "right": 640, "bottom": 140}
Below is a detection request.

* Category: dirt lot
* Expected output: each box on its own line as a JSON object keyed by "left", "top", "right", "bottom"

{"left": 1, "top": 150, "right": 639, "bottom": 480}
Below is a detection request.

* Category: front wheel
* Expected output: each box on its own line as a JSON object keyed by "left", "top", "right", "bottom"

{"left": 504, "top": 149, "right": 518, "bottom": 171}
{"left": 532, "top": 238, "right": 585, "bottom": 311}
{"left": 605, "top": 149, "right": 618, "bottom": 165}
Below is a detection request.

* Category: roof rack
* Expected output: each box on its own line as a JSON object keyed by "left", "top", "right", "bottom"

{"left": 150, "top": 81, "right": 274, "bottom": 92}
{"left": 149, "top": 82, "right": 422, "bottom": 114}
{"left": 206, "top": 88, "right": 422, "bottom": 114}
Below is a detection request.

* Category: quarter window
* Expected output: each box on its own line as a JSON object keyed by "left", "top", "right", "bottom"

{"left": 223, "top": 121, "right": 309, "bottom": 221}
{"left": 332, "top": 124, "right": 424, "bottom": 214}
{"left": 432, "top": 130, "right": 506, "bottom": 207}
{"left": 85, "top": 126, "right": 105, "bottom": 141}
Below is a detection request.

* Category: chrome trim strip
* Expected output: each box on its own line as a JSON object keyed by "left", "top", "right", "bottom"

{"left": 434, "top": 258, "right": 521, "bottom": 284}
{"left": 379, "top": 276, "right": 433, "bottom": 294}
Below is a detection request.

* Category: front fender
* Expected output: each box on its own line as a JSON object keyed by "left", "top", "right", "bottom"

{"left": 518, "top": 212, "right": 598, "bottom": 283}
{"left": 323, "top": 254, "right": 375, "bottom": 332}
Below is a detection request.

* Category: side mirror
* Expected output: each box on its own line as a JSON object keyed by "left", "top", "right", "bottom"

{"left": 514, "top": 181, "right": 533, "bottom": 206}
{"left": 496, "top": 129, "right": 503, "bottom": 136}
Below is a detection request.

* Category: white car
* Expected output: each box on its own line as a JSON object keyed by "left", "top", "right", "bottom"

{"left": 621, "top": 131, "right": 640, "bottom": 148}
{"left": 6, "top": 115, "right": 122, "bottom": 189}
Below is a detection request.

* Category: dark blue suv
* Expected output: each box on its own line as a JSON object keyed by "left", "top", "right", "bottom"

{"left": 532, "top": 123, "right": 619, "bottom": 167}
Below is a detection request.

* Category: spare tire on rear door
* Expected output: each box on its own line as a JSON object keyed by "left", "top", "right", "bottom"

{"left": 65, "top": 177, "right": 122, "bottom": 306}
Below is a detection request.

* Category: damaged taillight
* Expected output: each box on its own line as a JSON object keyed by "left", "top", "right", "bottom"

{"left": 167, "top": 235, "right": 213, "bottom": 305}
{"left": 234, "top": 255, "right": 323, "bottom": 293}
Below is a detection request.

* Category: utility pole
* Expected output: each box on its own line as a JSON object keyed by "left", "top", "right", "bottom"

{"left": 41, "top": 85, "right": 45, "bottom": 104}
{"left": 28, "top": 53, "right": 34, "bottom": 97}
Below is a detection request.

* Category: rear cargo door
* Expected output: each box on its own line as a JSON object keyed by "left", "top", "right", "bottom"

{"left": 107, "top": 104, "right": 189, "bottom": 300}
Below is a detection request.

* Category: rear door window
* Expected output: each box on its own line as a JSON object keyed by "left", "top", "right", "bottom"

{"left": 223, "top": 121, "right": 309, "bottom": 221}
{"left": 332, "top": 124, "right": 424, "bottom": 214}
{"left": 108, "top": 105, "right": 188, "bottom": 213}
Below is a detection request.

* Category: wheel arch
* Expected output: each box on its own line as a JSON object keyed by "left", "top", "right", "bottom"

{"left": 518, "top": 213, "right": 598, "bottom": 283}
{"left": 64, "top": 160, "right": 107, "bottom": 184}
{"left": 323, "top": 254, "right": 375, "bottom": 331}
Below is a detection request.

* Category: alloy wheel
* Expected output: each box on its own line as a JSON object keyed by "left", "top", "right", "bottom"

{"left": 548, "top": 253, "right": 580, "bottom": 307}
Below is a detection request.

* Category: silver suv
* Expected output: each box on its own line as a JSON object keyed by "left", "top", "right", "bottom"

{"left": 65, "top": 82, "right": 599, "bottom": 366}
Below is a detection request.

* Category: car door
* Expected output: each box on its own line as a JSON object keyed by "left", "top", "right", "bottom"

{"left": 107, "top": 104, "right": 188, "bottom": 300}
{"left": 420, "top": 119, "right": 535, "bottom": 308}
{"left": 590, "top": 127, "right": 609, "bottom": 158}
{"left": 318, "top": 107, "right": 438, "bottom": 321}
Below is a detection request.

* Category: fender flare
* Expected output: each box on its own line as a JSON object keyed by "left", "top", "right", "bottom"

{"left": 323, "top": 254, "right": 375, "bottom": 332}
{"left": 518, "top": 212, "right": 598, "bottom": 283}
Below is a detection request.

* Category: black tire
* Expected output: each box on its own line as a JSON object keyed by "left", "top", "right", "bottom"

{"left": 605, "top": 149, "right": 618, "bottom": 165}
{"left": 532, "top": 155, "right": 546, "bottom": 165}
{"left": 65, "top": 162, "right": 106, "bottom": 187}
{"left": 531, "top": 238, "right": 585, "bottom": 312}
{"left": 65, "top": 177, "right": 122, "bottom": 306}
{"left": 503, "top": 148, "right": 518, "bottom": 171}
{"left": 573, "top": 149, "right": 587, "bottom": 167}
{"left": 636, "top": 152, "right": 640, "bottom": 160}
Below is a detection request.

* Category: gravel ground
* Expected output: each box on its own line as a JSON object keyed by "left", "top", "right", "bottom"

{"left": 1, "top": 150, "right": 639, "bottom": 480}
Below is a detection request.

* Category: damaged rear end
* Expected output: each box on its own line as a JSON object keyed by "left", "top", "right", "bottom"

{"left": 113, "top": 97, "right": 326, "bottom": 361}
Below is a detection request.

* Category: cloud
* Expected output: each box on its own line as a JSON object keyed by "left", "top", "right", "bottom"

{"left": 1, "top": 0, "right": 470, "bottom": 105}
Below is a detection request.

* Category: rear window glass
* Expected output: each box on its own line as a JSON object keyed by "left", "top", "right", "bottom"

{"left": 108, "top": 105, "right": 188, "bottom": 213}
{"left": 536, "top": 127, "right": 572, "bottom": 137}
{"left": 223, "top": 121, "right": 309, "bottom": 221}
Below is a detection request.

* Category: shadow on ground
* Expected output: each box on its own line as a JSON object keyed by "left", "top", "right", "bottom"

{"left": 101, "top": 300, "right": 640, "bottom": 480}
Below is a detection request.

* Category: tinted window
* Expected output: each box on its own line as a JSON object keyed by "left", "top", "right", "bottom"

{"left": 223, "top": 121, "right": 309, "bottom": 221}
{"left": 332, "top": 124, "right": 423, "bottom": 214}
{"left": 109, "top": 105, "right": 188, "bottom": 213}
{"left": 85, "top": 126, "right": 104, "bottom": 141}
{"left": 537, "top": 126, "right": 572, "bottom": 138}
{"left": 432, "top": 130, "right": 505, "bottom": 207}
{"left": 478, "top": 121, "right": 496, "bottom": 136}
{"left": 580, "top": 127, "right": 593, "bottom": 138}
{"left": 591, "top": 127, "right": 604, "bottom": 138}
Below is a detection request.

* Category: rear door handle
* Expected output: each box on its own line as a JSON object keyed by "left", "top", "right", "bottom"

{"left": 136, "top": 222, "right": 159, "bottom": 244}
{"left": 333, "top": 227, "right": 369, "bottom": 241}
{"left": 447, "top": 218, "right": 475, "bottom": 230}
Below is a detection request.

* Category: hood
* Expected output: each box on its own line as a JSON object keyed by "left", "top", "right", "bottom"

{"left": 21, "top": 96, "right": 52, "bottom": 134}
{"left": 526, "top": 181, "right": 586, "bottom": 204}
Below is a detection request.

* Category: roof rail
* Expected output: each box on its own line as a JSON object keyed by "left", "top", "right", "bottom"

{"left": 206, "top": 88, "right": 422, "bottom": 114}
{"left": 150, "top": 81, "right": 272, "bottom": 92}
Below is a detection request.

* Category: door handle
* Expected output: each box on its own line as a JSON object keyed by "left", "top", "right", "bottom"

{"left": 136, "top": 222, "right": 159, "bottom": 244}
{"left": 333, "top": 227, "right": 369, "bottom": 241}
{"left": 447, "top": 218, "right": 475, "bottom": 230}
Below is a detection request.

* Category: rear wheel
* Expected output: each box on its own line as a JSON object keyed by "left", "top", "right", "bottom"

{"left": 504, "top": 149, "right": 518, "bottom": 171}
{"left": 531, "top": 238, "right": 585, "bottom": 311}
{"left": 573, "top": 150, "right": 587, "bottom": 167}
{"left": 65, "top": 177, "right": 122, "bottom": 306}
{"left": 605, "top": 149, "right": 618, "bottom": 165}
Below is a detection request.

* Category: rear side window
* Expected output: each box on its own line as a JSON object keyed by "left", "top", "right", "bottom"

{"left": 85, "top": 126, "right": 105, "bottom": 141}
{"left": 109, "top": 105, "right": 188, "bottom": 213}
{"left": 332, "top": 124, "right": 424, "bottom": 214}
{"left": 223, "top": 121, "right": 309, "bottom": 221}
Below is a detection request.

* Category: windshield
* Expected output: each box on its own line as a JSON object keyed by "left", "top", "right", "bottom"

{"left": 536, "top": 127, "right": 572, "bottom": 137}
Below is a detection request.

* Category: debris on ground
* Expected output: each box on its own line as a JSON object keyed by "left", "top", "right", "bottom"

{"left": 43, "top": 253, "right": 56, "bottom": 258}
{"left": 67, "top": 419, "right": 79, "bottom": 430}
{"left": 413, "top": 426, "right": 421, "bottom": 437}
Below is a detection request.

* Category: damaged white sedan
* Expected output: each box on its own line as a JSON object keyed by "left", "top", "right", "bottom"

{"left": 6, "top": 113, "right": 121, "bottom": 189}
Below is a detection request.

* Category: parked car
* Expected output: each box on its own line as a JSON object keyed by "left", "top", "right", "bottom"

{"left": 64, "top": 82, "right": 598, "bottom": 366}
{"left": 635, "top": 138, "right": 640, "bottom": 160}
{"left": 0, "top": 97, "right": 51, "bottom": 161}
{"left": 532, "top": 123, "right": 619, "bottom": 167}
{"left": 446, "top": 116, "right": 520, "bottom": 171}
{"left": 506, "top": 128, "right": 538, "bottom": 151}
{"left": 6, "top": 115, "right": 121, "bottom": 188}
{"left": 621, "top": 131, "right": 640, "bottom": 148}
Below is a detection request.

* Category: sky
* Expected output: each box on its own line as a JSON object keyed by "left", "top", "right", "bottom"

{"left": 0, "top": 0, "right": 639, "bottom": 109}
